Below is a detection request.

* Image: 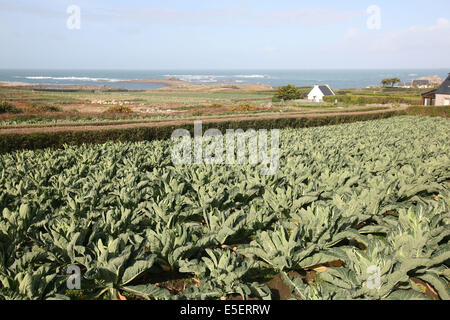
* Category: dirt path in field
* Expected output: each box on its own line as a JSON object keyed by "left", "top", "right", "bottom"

{"left": 0, "top": 106, "right": 408, "bottom": 135}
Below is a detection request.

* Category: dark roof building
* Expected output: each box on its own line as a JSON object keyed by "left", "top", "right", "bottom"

{"left": 436, "top": 74, "right": 450, "bottom": 94}
{"left": 412, "top": 80, "right": 430, "bottom": 87}
{"left": 307, "top": 85, "right": 335, "bottom": 102}
{"left": 423, "top": 73, "right": 450, "bottom": 106}
{"left": 318, "top": 85, "right": 334, "bottom": 96}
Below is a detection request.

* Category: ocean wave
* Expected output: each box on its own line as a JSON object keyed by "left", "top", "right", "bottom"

{"left": 24, "top": 76, "right": 122, "bottom": 82}
{"left": 163, "top": 75, "right": 226, "bottom": 81}
{"left": 197, "top": 79, "right": 219, "bottom": 83}
{"left": 234, "top": 74, "right": 270, "bottom": 79}
{"left": 25, "top": 77, "right": 53, "bottom": 80}
{"left": 163, "top": 74, "right": 271, "bottom": 83}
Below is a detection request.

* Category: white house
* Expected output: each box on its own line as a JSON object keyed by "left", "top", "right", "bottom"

{"left": 307, "top": 85, "right": 335, "bottom": 102}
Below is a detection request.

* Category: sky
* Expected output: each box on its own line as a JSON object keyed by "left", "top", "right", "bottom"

{"left": 0, "top": 0, "right": 449, "bottom": 69}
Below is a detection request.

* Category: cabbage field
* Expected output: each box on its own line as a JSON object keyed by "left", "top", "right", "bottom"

{"left": 0, "top": 116, "right": 449, "bottom": 300}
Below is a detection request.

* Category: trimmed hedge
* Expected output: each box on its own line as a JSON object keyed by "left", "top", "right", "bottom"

{"left": 0, "top": 106, "right": 448, "bottom": 154}
{"left": 324, "top": 94, "right": 422, "bottom": 105}
{"left": 400, "top": 106, "right": 450, "bottom": 118}
{"left": 0, "top": 112, "right": 396, "bottom": 154}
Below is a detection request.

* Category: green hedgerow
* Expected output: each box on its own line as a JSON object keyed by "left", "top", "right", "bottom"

{"left": 0, "top": 101, "right": 22, "bottom": 114}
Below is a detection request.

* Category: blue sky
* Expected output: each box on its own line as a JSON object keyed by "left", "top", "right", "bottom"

{"left": 0, "top": 0, "right": 449, "bottom": 69}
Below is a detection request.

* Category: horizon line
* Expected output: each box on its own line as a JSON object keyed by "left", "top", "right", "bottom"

{"left": 1, "top": 67, "right": 449, "bottom": 71}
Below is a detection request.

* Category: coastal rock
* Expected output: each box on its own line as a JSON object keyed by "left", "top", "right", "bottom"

{"left": 415, "top": 75, "right": 444, "bottom": 85}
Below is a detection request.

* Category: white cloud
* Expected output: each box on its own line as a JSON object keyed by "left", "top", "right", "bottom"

{"left": 94, "top": 6, "right": 364, "bottom": 28}
{"left": 262, "top": 46, "right": 277, "bottom": 53}
{"left": 331, "top": 18, "right": 450, "bottom": 68}
{"left": 344, "top": 28, "right": 359, "bottom": 39}
{"left": 252, "top": 8, "right": 363, "bottom": 27}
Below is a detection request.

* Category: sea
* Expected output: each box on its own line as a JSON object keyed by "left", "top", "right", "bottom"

{"left": 0, "top": 69, "right": 448, "bottom": 90}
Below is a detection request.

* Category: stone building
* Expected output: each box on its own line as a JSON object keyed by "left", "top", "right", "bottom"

{"left": 421, "top": 73, "right": 450, "bottom": 106}
{"left": 435, "top": 73, "right": 450, "bottom": 106}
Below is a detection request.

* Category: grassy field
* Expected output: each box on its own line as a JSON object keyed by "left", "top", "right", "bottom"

{"left": 0, "top": 87, "right": 275, "bottom": 107}
{"left": 0, "top": 116, "right": 448, "bottom": 300}
{"left": 0, "top": 86, "right": 431, "bottom": 126}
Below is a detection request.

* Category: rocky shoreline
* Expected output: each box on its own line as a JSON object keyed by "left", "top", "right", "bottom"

{"left": 0, "top": 77, "right": 274, "bottom": 92}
